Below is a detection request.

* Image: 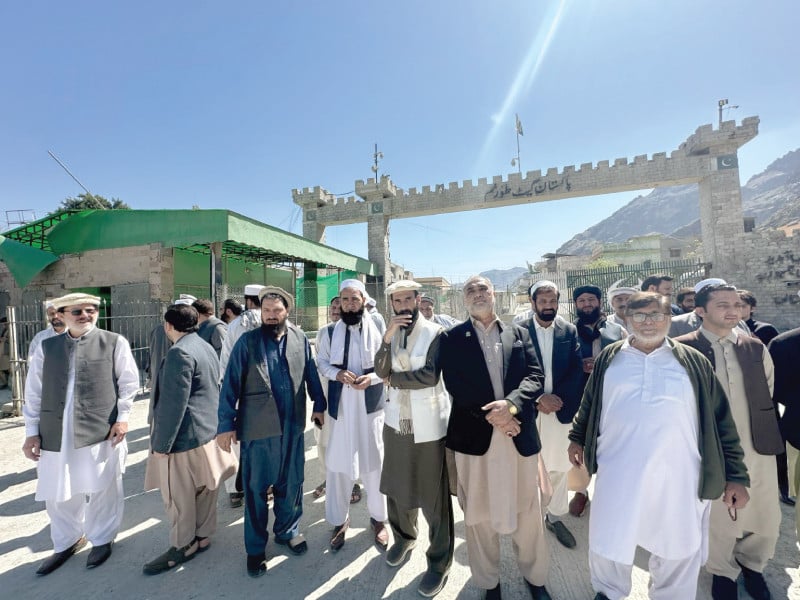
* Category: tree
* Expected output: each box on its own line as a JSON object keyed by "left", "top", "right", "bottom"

{"left": 58, "top": 193, "right": 130, "bottom": 212}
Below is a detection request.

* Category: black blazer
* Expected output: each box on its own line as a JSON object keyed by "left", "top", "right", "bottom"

{"left": 440, "top": 319, "right": 544, "bottom": 457}
{"left": 520, "top": 317, "right": 584, "bottom": 423}
{"left": 769, "top": 327, "right": 800, "bottom": 449}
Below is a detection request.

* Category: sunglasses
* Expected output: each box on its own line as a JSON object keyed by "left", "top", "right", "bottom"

{"left": 68, "top": 308, "right": 98, "bottom": 316}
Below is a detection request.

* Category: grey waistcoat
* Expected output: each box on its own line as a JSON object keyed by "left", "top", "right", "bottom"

{"left": 39, "top": 328, "right": 120, "bottom": 452}
{"left": 237, "top": 326, "right": 310, "bottom": 442}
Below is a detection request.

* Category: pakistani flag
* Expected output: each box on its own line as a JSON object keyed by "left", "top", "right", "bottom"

{"left": 516, "top": 113, "right": 524, "bottom": 136}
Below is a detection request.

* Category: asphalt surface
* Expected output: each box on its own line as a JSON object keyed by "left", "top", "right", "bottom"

{"left": 0, "top": 389, "right": 798, "bottom": 599}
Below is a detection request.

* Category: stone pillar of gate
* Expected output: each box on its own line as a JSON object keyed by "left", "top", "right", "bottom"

{"left": 699, "top": 165, "right": 746, "bottom": 277}
{"left": 292, "top": 186, "right": 330, "bottom": 330}
{"left": 356, "top": 176, "right": 397, "bottom": 314}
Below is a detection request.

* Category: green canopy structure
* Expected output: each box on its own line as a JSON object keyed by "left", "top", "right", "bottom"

{"left": 0, "top": 235, "right": 59, "bottom": 288}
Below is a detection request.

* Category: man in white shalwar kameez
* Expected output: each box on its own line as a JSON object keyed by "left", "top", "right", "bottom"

{"left": 28, "top": 301, "right": 66, "bottom": 360}
{"left": 675, "top": 283, "right": 783, "bottom": 600}
{"left": 569, "top": 292, "right": 749, "bottom": 600}
{"left": 314, "top": 279, "right": 388, "bottom": 552}
{"left": 22, "top": 293, "right": 139, "bottom": 575}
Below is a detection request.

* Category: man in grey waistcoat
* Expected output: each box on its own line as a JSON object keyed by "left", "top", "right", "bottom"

{"left": 22, "top": 293, "right": 140, "bottom": 575}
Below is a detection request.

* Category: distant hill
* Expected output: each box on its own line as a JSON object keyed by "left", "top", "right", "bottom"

{"left": 478, "top": 267, "right": 528, "bottom": 289}
{"left": 556, "top": 148, "right": 800, "bottom": 255}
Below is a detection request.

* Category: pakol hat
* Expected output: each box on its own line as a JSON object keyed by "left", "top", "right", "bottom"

{"left": 608, "top": 286, "right": 637, "bottom": 300}
{"left": 258, "top": 286, "right": 294, "bottom": 311}
{"left": 53, "top": 293, "right": 101, "bottom": 310}
{"left": 572, "top": 285, "right": 602, "bottom": 302}
{"left": 385, "top": 280, "right": 422, "bottom": 297}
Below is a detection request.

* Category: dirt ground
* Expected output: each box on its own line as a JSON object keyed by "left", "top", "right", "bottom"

{"left": 0, "top": 390, "right": 798, "bottom": 599}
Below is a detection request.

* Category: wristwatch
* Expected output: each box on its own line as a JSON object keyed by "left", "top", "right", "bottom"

{"left": 506, "top": 401, "right": 518, "bottom": 416}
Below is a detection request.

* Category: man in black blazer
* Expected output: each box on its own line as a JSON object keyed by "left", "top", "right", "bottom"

{"left": 769, "top": 324, "right": 800, "bottom": 525}
{"left": 440, "top": 275, "right": 550, "bottom": 600}
{"left": 519, "top": 280, "right": 584, "bottom": 549}
{"left": 144, "top": 303, "right": 236, "bottom": 575}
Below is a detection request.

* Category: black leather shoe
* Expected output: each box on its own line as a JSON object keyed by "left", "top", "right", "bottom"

{"left": 594, "top": 594, "right": 611, "bottom": 600}
{"left": 524, "top": 580, "right": 552, "bottom": 600}
{"left": 780, "top": 491, "right": 796, "bottom": 506}
{"left": 740, "top": 563, "right": 772, "bottom": 600}
{"left": 545, "top": 517, "right": 576, "bottom": 549}
{"left": 36, "top": 536, "right": 87, "bottom": 575}
{"left": 711, "top": 574, "right": 738, "bottom": 599}
{"left": 418, "top": 570, "right": 448, "bottom": 597}
{"left": 246, "top": 554, "right": 267, "bottom": 578}
{"left": 86, "top": 542, "right": 113, "bottom": 568}
{"left": 484, "top": 584, "right": 501, "bottom": 600}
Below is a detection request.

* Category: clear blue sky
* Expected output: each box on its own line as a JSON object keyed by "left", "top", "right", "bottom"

{"left": 2, "top": 1, "right": 798, "bottom": 283}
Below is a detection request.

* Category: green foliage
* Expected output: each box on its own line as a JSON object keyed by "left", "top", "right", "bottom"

{"left": 585, "top": 257, "right": 619, "bottom": 270}
{"left": 59, "top": 193, "right": 130, "bottom": 211}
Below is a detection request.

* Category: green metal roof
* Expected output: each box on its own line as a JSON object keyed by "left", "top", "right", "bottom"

{"left": 1, "top": 209, "right": 376, "bottom": 285}
{"left": 0, "top": 235, "right": 60, "bottom": 287}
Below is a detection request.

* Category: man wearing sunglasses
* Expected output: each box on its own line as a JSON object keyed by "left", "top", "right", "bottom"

{"left": 569, "top": 291, "right": 749, "bottom": 600}
{"left": 22, "top": 293, "right": 139, "bottom": 575}
{"left": 675, "top": 283, "right": 783, "bottom": 600}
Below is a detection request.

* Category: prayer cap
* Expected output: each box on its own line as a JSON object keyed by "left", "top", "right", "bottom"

{"left": 339, "top": 279, "right": 366, "bottom": 295}
{"left": 244, "top": 284, "right": 265, "bottom": 296}
{"left": 174, "top": 294, "right": 197, "bottom": 306}
{"left": 258, "top": 285, "right": 294, "bottom": 311}
{"left": 529, "top": 280, "right": 558, "bottom": 298}
{"left": 693, "top": 278, "right": 727, "bottom": 295}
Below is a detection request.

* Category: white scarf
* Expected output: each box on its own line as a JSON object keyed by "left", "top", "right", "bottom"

{"left": 329, "top": 315, "right": 381, "bottom": 371}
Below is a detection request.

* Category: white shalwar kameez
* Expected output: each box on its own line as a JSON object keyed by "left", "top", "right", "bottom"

{"left": 589, "top": 338, "right": 710, "bottom": 600}
{"left": 23, "top": 331, "right": 139, "bottom": 552}
{"left": 318, "top": 319, "right": 387, "bottom": 526}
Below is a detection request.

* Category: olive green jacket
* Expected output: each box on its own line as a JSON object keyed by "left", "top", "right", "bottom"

{"left": 568, "top": 338, "right": 749, "bottom": 500}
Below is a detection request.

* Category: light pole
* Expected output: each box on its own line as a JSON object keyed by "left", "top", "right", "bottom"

{"left": 371, "top": 143, "right": 384, "bottom": 180}
{"left": 717, "top": 99, "right": 739, "bottom": 126}
{"left": 511, "top": 113, "right": 523, "bottom": 175}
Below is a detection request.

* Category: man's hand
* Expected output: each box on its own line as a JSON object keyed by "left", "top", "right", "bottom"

{"left": 336, "top": 369, "right": 359, "bottom": 386}
{"left": 22, "top": 435, "right": 41, "bottom": 461}
{"left": 722, "top": 481, "right": 750, "bottom": 510}
{"left": 311, "top": 412, "right": 325, "bottom": 428}
{"left": 582, "top": 357, "right": 595, "bottom": 374}
{"left": 481, "top": 400, "right": 516, "bottom": 428}
{"left": 216, "top": 431, "right": 237, "bottom": 452}
{"left": 537, "top": 394, "right": 563, "bottom": 415}
{"left": 567, "top": 441, "right": 584, "bottom": 468}
{"left": 383, "top": 313, "right": 413, "bottom": 344}
{"left": 351, "top": 375, "right": 371, "bottom": 390}
{"left": 108, "top": 422, "right": 128, "bottom": 447}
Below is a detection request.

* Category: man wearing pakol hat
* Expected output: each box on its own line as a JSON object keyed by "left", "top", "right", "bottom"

{"left": 28, "top": 300, "right": 67, "bottom": 360}
{"left": 605, "top": 286, "right": 636, "bottom": 331}
{"left": 570, "top": 284, "right": 625, "bottom": 518}
{"left": 217, "top": 286, "right": 325, "bottom": 577}
{"left": 569, "top": 291, "right": 749, "bottom": 600}
{"left": 218, "top": 284, "right": 264, "bottom": 508}
{"left": 675, "top": 283, "right": 782, "bottom": 600}
{"left": 373, "top": 280, "right": 454, "bottom": 597}
{"left": 420, "top": 295, "right": 460, "bottom": 329}
{"left": 519, "top": 281, "right": 584, "bottom": 550}
{"left": 22, "top": 293, "right": 140, "bottom": 575}
{"left": 315, "top": 278, "right": 389, "bottom": 553}
{"left": 439, "top": 275, "right": 551, "bottom": 600}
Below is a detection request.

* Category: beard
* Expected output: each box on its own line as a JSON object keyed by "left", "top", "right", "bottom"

{"left": 393, "top": 307, "right": 419, "bottom": 327}
{"left": 51, "top": 318, "right": 65, "bottom": 329}
{"left": 577, "top": 307, "right": 601, "bottom": 324}
{"left": 535, "top": 308, "right": 557, "bottom": 322}
{"left": 261, "top": 320, "right": 287, "bottom": 338}
{"left": 340, "top": 307, "right": 364, "bottom": 326}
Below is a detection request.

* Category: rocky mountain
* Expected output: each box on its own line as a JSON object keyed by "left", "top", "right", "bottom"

{"left": 478, "top": 267, "right": 528, "bottom": 289}
{"left": 556, "top": 148, "right": 800, "bottom": 255}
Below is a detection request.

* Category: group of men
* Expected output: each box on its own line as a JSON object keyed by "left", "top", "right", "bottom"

{"left": 18, "top": 272, "right": 800, "bottom": 600}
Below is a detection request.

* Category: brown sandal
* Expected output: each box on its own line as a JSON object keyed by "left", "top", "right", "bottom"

{"left": 142, "top": 541, "right": 198, "bottom": 575}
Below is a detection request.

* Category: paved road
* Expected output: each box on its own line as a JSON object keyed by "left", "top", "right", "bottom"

{"left": 0, "top": 390, "right": 798, "bottom": 599}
